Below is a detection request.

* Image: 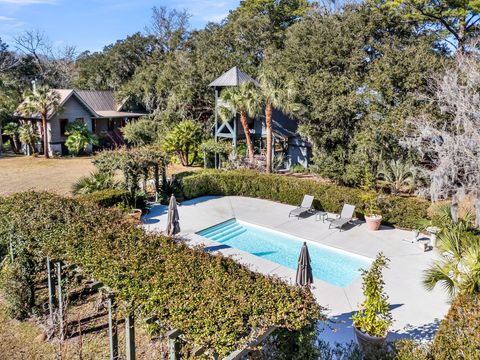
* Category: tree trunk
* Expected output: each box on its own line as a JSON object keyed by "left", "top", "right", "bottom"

{"left": 457, "top": 19, "right": 466, "bottom": 55}
{"left": 451, "top": 193, "right": 459, "bottom": 223}
{"left": 265, "top": 101, "right": 273, "bottom": 173}
{"left": 188, "top": 150, "right": 198, "bottom": 167}
{"left": 154, "top": 164, "right": 160, "bottom": 201}
{"left": 42, "top": 113, "right": 49, "bottom": 159}
{"left": 12, "top": 136, "right": 20, "bottom": 153}
{"left": 178, "top": 151, "right": 187, "bottom": 167}
{"left": 239, "top": 111, "right": 255, "bottom": 163}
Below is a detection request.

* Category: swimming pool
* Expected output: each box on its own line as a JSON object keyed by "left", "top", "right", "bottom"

{"left": 197, "top": 219, "right": 371, "bottom": 288}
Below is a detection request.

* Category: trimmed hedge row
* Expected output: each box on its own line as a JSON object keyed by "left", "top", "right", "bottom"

{"left": 76, "top": 188, "right": 148, "bottom": 211}
{"left": 179, "top": 170, "right": 430, "bottom": 229}
{"left": 76, "top": 188, "right": 131, "bottom": 208}
{"left": 0, "top": 192, "right": 322, "bottom": 356}
{"left": 431, "top": 293, "right": 480, "bottom": 359}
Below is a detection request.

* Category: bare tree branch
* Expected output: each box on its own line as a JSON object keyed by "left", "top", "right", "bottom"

{"left": 404, "top": 47, "right": 480, "bottom": 224}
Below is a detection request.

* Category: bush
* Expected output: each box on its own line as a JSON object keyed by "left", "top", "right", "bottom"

{"left": 0, "top": 192, "right": 322, "bottom": 356}
{"left": 0, "top": 262, "right": 34, "bottom": 320}
{"left": 76, "top": 188, "right": 147, "bottom": 210}
{"left": 71, "top": 171, "right": 117, "bottom": 195}
{"left": 430, "top": 293, "right": 480, "bottom": 359}
{"left": 179, "top": 170, "right": 430, "bottom": 229}
{"left": 352, "top": 253, "right": 392, "bottom": 337}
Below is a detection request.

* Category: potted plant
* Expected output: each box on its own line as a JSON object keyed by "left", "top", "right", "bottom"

{"left": 352, "top": 252, "right": 392, "bottom": 351}
{"left": 361, "top": 191, "right": 383, "bottom": 231}
{"left": 130, "top": 208, "right": 142, "bottom": 223}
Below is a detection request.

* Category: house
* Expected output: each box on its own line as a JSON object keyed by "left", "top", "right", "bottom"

{"left": 16, "top": 89, "right": 146, "bottom": 156}
{"left": 209, "top": 67, "right": 311, "bottom": 169}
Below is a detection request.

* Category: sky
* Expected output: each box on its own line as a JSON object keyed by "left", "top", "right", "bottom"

{"left": 0, "top": 0, "right": 240, "bottom": 53}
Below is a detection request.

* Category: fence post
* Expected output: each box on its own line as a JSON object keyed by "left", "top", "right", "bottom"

{"left": 108, "top": 295, "right": 119, "bottom": 360}
{"left": 46, "top": 257, "right": 55, "bottom": 325}
{"left": 125, "top": 313, "right": 136, "bottom": 360}
{"left": 55, "top": 262, "right": 64, "bottom": 340}
{"left": 166, "top": 329, "right": 182, "bottom": 360}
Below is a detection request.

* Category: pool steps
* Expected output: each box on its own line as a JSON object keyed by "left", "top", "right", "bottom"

{"left": 200, "top": 221, "right": 239, "bottom": 238}
{"left": 199, "top": 221, "right": 247, "bottom": 242}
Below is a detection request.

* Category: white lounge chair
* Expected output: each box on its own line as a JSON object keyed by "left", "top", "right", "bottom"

{"left": 289, "top": 195, "right": 314, "bottom": 219}
{"left": 329, "top": 204, "right": 355, "bottom": 231}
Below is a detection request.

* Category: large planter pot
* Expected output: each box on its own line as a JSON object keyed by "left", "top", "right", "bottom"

{"left": 365, "top": 214, "right": 382, "bottom": 231}
{"left": 353, "top": 326, "right": 387, "bottom": 351}
{"left": 129, "top": 209, "right": 142, "bottom": 224}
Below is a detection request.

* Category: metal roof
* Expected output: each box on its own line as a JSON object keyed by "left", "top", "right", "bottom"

{"left": 75, "top": 90, "right": 119, "bottom": 112}
{"left": 208, "top": 66, "right": 259, "bottom": 87}
{"left": 17, "top": 89, "right": 144, "bottom": 119}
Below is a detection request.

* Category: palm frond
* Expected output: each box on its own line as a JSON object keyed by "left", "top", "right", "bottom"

{"left": 423, "top": 262, "right": 457, "bottom": 298}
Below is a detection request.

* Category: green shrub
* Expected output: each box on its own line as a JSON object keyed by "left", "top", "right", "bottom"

{"left": 430, "top": 293, "right": 480, "bottom": 359}
{"left": 352, "top": 253, "right": 392, "bottom": 337}
{"left": 0, "top": 191, "right": 322, "bottom": 356}
{"left": 76, "top": 189, "right": 147, "bottom": 210}
{"left": 179, "top": 170, "right": 430, "bottom": 229}
{"left": 71, "top": 171, "right": 117, "bottom": 195}
{"left": 0, "top": 262, "right": 34, "bottom": 320}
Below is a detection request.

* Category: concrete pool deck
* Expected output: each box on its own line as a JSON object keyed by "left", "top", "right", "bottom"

{"left": 143, "top": 196, "right": 450, "bottom": 344}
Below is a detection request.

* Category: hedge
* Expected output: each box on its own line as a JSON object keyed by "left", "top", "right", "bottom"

{"left": 76, "top": 188, "right": 147, "bottom": 210}
{"left": 179, "top": 170, "right": 430, "bottom": 229}
{"left": 0, "top": 192, "right": 322, "bottom": 356}
{"left": 430, "top": 293, "right": 480, "bottom": 359}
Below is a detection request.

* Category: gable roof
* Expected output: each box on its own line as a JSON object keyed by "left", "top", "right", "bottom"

{"left": 16, "top": 89, "right": 146, "bottom": 120}
{"left": 75, "top": 91, "right": 119, "bottom": 112}
{"left": 208, "top": 66, "right": 259, "bottom": 87}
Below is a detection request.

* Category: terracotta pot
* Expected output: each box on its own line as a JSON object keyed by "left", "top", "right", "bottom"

{"left": 130, "top": 209, "right": 142, "bottom": 224}
{"left": 353, "top": 325, "right": 387, "bottom": 351}
{"left": 365, "top": 214, "right": 382, "bottom": 231}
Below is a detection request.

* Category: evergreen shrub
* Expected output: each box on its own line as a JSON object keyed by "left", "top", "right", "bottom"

{"left": 180, "top": 170, "right": 430, "bottom": 229}
{"left": 0, "top": 191, "right": 322, "bottom": 356}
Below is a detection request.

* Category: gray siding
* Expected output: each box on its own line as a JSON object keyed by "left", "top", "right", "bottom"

{"left": 288, "top": 136, "right": 311, "bottom": 168}
{"left": 49, "top": 96, "right": 93, "bottom": 143}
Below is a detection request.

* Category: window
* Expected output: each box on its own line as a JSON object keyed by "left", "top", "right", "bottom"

{"left": 60, "top": 119, "right": 68, "bottom": 137}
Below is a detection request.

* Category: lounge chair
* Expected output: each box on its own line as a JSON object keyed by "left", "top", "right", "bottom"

{"left": 328, "top": 204, "right": 355, "bottom": 231}
{"left": 289, "top": 195, "right": 314, "bottom": 219}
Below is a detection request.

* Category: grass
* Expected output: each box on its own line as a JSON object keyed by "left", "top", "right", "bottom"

{"left": 0, "top": 155, "right": 95, "bottom": 196}
{"left": 0, "top": 275, "right": 168, "bottom": 359}
{"left": 0, "top": 154, "right": 200, "bottom": 196}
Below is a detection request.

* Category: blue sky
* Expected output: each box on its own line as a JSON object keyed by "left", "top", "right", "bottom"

{"left": 0, "top": 0, "right": 240, "bottom": 52}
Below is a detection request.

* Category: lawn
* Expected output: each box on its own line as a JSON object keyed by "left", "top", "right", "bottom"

{"left": 0, "top": 155, "right": 198, "bottom": 196}
{"left": 0, "top": 155, "right": 95, "bottom": 196}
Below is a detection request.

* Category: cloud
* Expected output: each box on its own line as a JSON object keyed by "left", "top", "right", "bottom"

{"left": 0, "top": 0, "right": 57, "bottom": 4}
{"left": 202, "top": 13, "right": 228, "bottom": 23}
{"left": 0, "top": 15, "right": 15, "bottom": 21}
{"left": 176, "top": 0, "right": 237, "bottom": 25}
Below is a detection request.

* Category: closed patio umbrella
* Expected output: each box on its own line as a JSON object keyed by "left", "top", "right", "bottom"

{"left": 296, "top": 242, "right": 313, "bottom": 286}
{"left": 166, "top": 194, "right": 180, "bottom": 236}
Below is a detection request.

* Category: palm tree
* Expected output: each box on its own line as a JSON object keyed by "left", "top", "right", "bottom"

{"left": 219, "top": 82, "right": 261, "bottom": 164}
{"left": 18, "top": 123, "right": 40, "bottom": 155}
{"left": 423, "top": 211, "right": 480, "bottom": 298}
{"left": 3, "top": 122, "right": 21, "bottom": 153}
{"left": 18, "top": 85, "right": 61, "bottom": 159}
{"left": 258, "top": 71, "right": 302, "bottom": 173}
{"left": 377, "top": 159, "right": 416, "bottom": 194}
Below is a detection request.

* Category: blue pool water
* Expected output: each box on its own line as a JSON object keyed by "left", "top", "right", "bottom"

{"left": 197, "top": 219, "right": 371, "bottom": 288}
